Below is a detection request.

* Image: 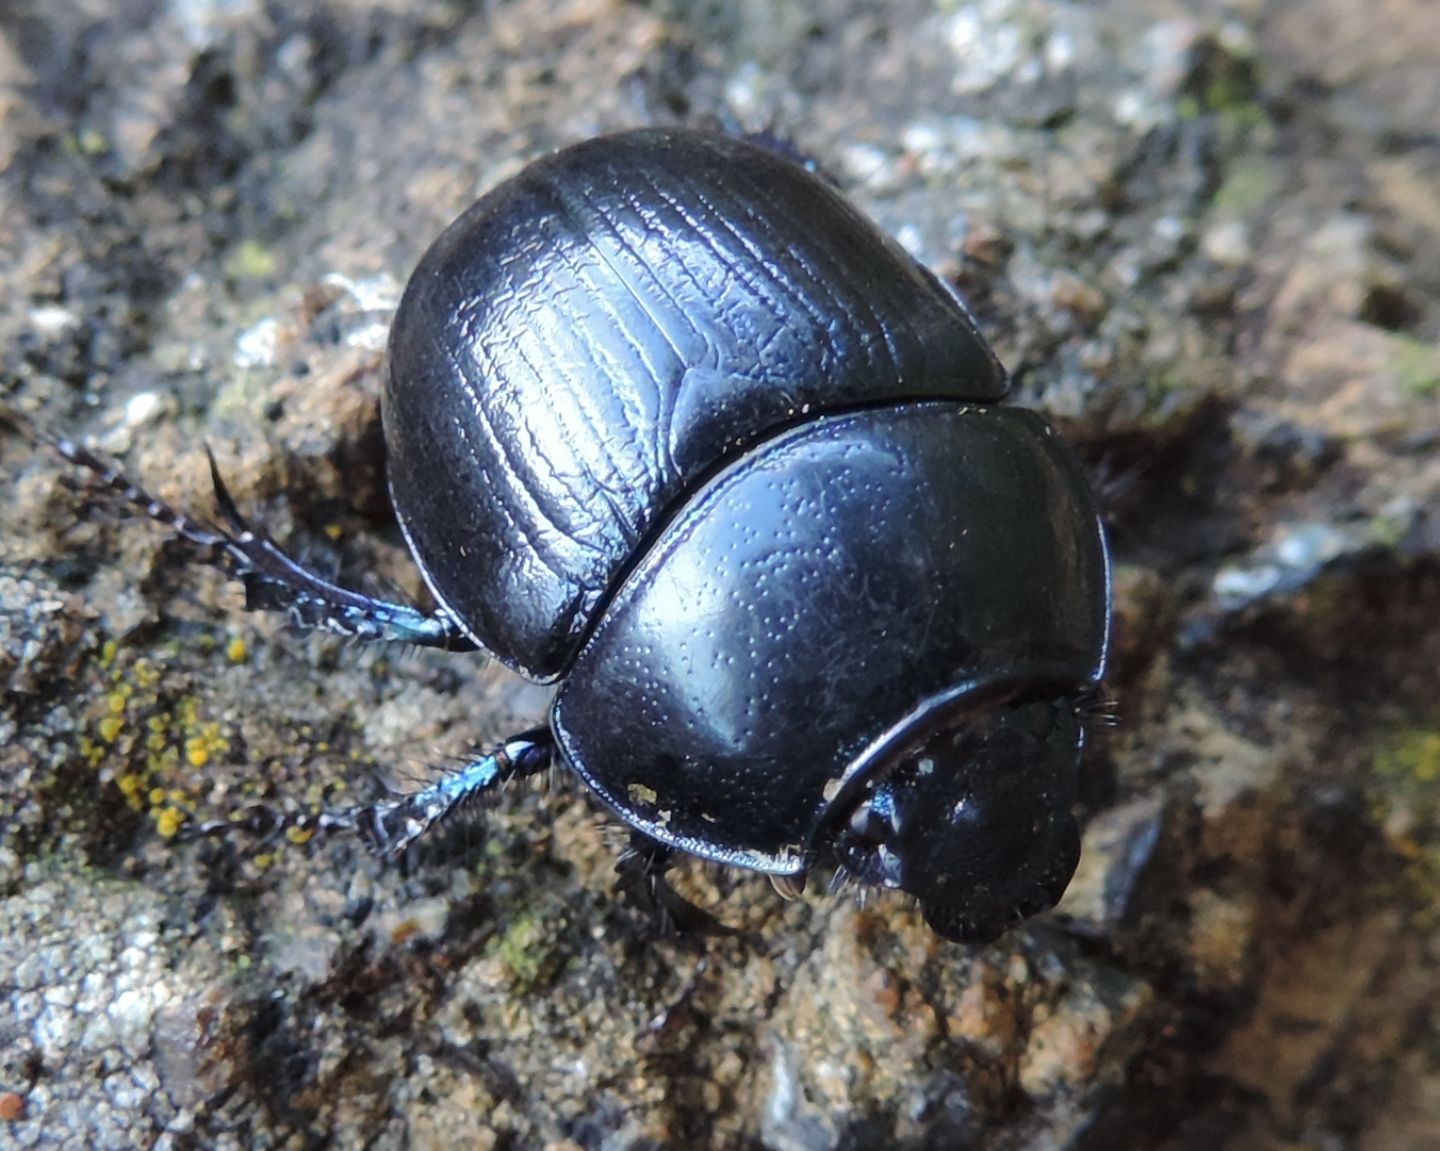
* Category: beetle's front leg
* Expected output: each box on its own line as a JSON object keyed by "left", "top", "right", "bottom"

{"left": 615, "top": 832, "right": 736, "bottom": 938}
{"left": 51, "top": 434, "right": 479, "bottom": 650}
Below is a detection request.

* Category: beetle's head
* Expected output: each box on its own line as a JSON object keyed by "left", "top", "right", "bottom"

{"left": 833, "top": 696, "right": 1082, "bottom": 943}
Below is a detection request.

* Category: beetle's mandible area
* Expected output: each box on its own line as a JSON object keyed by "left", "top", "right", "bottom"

{"left": 3, "top": 2, "right": 1439, "bottom": 1148}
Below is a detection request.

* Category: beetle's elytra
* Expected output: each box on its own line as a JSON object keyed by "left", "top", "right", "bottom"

{"left": 53, "top": 128, "right": 1111, "bottom": 943}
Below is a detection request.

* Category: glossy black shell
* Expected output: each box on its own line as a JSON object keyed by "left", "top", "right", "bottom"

{"left": 384, "top": 129, "right": 1007, "bottom": 681}
{"left": 554, "top": 403, "right": 1109, "bottom": 874}
{"left": 383, "top": 128, "right": 1112, "bottom": 930}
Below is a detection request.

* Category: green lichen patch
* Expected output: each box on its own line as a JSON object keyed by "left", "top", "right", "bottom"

{"left": 1210, "top": 155, "right": 1279, "bottom": 219}
{"left": 1388, "top": 334, "right": 1440, "bottom": 398}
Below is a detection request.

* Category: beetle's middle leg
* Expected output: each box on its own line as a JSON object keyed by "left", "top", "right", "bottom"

{"left": 52, "top": 435, "right": 478, "bottom": 650}
{"left": 354, "top": 727, "right": 555, "bottom": 857}
{"left": 615, "top": 832, "right": 737, "bottom": 937}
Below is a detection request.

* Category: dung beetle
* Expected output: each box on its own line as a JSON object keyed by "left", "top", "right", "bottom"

{"left": 53, "top": 129, "right": 1110, "bottom": 943}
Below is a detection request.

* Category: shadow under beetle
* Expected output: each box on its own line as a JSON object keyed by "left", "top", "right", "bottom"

{"left": 55, "top": 129, "right": 1111, "bottom": 943}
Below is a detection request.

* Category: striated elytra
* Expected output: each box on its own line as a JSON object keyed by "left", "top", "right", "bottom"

{"left": 385, "top": 128, "right": 1111, "bottom": 941}
{"left": 60, "top": 128, "right": 1111, "bottom": 942}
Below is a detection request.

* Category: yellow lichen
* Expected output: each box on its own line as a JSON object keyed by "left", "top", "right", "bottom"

{"left": 154, "top": 807, "right": 184, "bottom": 838}
{"left": 183, "top": 721, "right": 231, "bottom": 768}
{"left": 1375, "top": 728, "right": 1440, "bottom": 789}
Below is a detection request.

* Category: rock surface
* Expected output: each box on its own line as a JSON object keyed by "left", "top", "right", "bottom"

{"left": 2, "top": 1, "right": 1439, "bottom": 1147}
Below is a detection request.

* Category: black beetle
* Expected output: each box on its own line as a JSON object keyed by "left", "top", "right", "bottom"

{"left": 52, "top": 129, "right": 1110, "bottom": 942}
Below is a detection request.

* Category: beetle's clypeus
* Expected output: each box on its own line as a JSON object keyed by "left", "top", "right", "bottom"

{"left": 53, "top": 129, "right": 1110, "bottom": 943}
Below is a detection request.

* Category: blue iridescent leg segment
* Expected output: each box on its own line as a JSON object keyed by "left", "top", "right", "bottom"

{"left": 51, "top": 435, "right": 478, "bottom": 651}
{"left": 44, "top": 431, "right": 555, "bottom": 861}
{"left": 355, "top": 728, "right": 554, "bottom": 858}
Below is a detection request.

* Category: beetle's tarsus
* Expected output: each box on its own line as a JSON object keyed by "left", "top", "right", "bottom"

{"left": 178, "top": 803, "right": 357, "bottom": 850}
{"left": 181, "top": 731, "right": 554, "bottom": 861}
{"left": 54, "top": 435, "right": 232, "bottom": 554}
